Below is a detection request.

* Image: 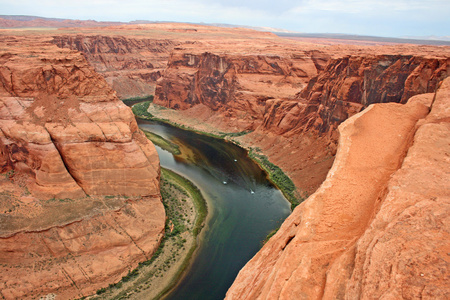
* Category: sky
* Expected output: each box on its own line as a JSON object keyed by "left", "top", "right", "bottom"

{"left": 1, "top": 0, "right": 449, "bottom": 38}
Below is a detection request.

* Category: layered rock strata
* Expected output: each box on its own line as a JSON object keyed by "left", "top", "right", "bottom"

{"left": 52, "top": 35, "right": 178, "bottom": 99}
{"left": 0, "top": 196, "right": 164, "bottom": 299}
{"left": 154, "top": 49, "right": 327, "bottom": 130}
{"left": 155, "top": 47, "right": 448, "bottom": 135}
{"left": 0, "top": 36, "right": 160, "bottom": 198}
{"left": 50, "top": 24, "right": 283, "bottom": 101}
{"left": 0, "top": 36, "right": 165, "bottom": 299}
{"left": 282, "top": 54, "right": 449, "bottom": 136}
{"left": 6, "top": 25, "right": 447, "bottom": 298}
{"left": 153, "top": 46, "right": 449, "bottom": 193}
{"left": 225, "top": 78, "right": 450, "bottom": 299}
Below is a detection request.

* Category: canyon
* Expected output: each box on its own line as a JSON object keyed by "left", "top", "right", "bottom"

{"left": 0, "top": 23, "right": 449, "bottom": 299}
{"left": 226, "top": 78, "right": 450, "bottom": 300}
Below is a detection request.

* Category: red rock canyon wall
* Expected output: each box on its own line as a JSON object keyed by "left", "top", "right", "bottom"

{"left": 0, "top": 36, "right": 165, "bottom": 299}
{"left": 153, "top": 46, "right": 449, "bottom": 194}
{"left": 225, "top": 77, "right": 450, "bottom": 300}
{"left": 1, "top": 26, "right": 448, "bottom": 299}
{"left": 52, "top": 35, "right": 178, "bottom": 99}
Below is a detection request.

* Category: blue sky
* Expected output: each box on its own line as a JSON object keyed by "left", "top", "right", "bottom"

{"left": 1, "top": 0, "right": 449, "bottom": 38}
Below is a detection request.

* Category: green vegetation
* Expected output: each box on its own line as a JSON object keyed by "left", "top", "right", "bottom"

{"left": 122, "top": 95, "right": 154, "bottom": 103}
{"left": 161, "top": 168, "right": 207, "bottom": 238}
{"left": 96, "top": 287, "right": 107, "bottom": 295}
{"left": 249, "top": 148, "right": 304, "bottom": 210}
{"left": 130, "top": 101, "right": 302, "bottom": 210}
{"left": 121, "top": 268, "right": 140, "bottom": 282}
{"left": 218, "top": 130, "right": 252, "bottom": 139}
{"left": 263, "top": 226, "right": 280, "bottom": 245}
{"left": 142, "top": 130, "right": 181, "bottom": 155}
{"left": 92, "top": 167, "right": 207, "bottom": 300}
{"left": 131, "top": 101, "right": 154, "bottom": 119}
{"left": 149, "top": 168, "right": 207, "bottom": 299}
{"left": 2, "top": 169, "right": 14, "bottom": 178}
{"left": 131, "top": 102, "right": 252, "bottom": 139}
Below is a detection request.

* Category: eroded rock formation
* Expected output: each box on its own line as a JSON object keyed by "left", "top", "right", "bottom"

{"left": 0, "top": 36, "right": 160, "bottom": 198}
{"left": 52, "top": 35, "right": 178, "bottom": 99}
{"left": 0, "top": 36, "right": 165, "bottom": 299}
{"left": 155, "top": 49, "right": 324, "bottom": 129}
{"left": 139, "top": 28, "right": 448, "bottom": 298}
{"left": 225, "top": 78, "right": 450, "bottom": 300}
{"left": 284, "top": 54, "right": 448, "bottom": 136}
{"left": 152, "top": 43, "right": 449, "bottom": 193}
{"left": 51, "top": 23, "right": 281, "bottom": 101}
{"left": 1, "top": 24, "right": 448, "bottom": 299}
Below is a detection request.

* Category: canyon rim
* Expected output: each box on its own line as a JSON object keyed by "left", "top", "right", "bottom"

{"left": 0, "top": 20, "right": 449, "bottom": 299}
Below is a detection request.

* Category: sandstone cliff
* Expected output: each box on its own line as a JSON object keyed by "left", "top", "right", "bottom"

{"left": 0, "top": 36, "right": 165, "bottom": 299}
{"left": 154, "top": 49, "right": 325, "bottom": 128}
{"left": 52, "top": 35, "right": 178, "bottom": 99}
{"left": 154, "top": 46, "right": 448, "bottom": 136}
{"left": 6, "top": 25, "right": 447, "bottom": 299}
{"left": 50, "top": 24, "right": 280, "bottom": 101}
{"left": 0, "top": 36, "right": 160, "bottom": 198}
{"left": 153, "top": 45, "right": 449, "bottom": 193}
{"left": 225, "top": 77, "right": 450, "bottom": 300}
{"left": 276, "top": 54, "right": 449, "bottom": 136}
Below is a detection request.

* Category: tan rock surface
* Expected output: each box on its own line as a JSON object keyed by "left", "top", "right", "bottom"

{"left": 151, "top": 38, "right": 449, "bottom": 193}
{"left": 50, "top": 23, "right": 291, "bottom": 100}
{"left": 1, "top": 24, "right": 448, "bottom": 298}
{"left": 225, "top": 79, "right": 450, "bottom": 299}
{"left": 0, "top": 36, "right": 165, "bottom": 299}
{"left": 0, "top": 196, "right": 164, "bottom": 299}
{"left": 0, "top": 36, "right": 160, "bottom": 198}
{"left": 52, "top": 35, "right": 176, "bottom": 99}
{"left": 45, "top": 25, "right": 450, "bottom": 299}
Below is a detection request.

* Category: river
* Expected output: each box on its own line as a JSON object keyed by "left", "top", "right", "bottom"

{"left": 137, "top": 119, "right": 291, "bottom": 300}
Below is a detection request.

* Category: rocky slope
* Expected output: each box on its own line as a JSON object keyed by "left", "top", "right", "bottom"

{"left": 225, "top": 77, "right": 449, "bottom": 299}
{"left": 2, "top": 25, "right": 448, "bottom": 298}
{"left": 154, "top": 48, "right": 326, "bottom": 128}
{"left": 52, "top": 34, "right": 178, "bottom": 99}
{"left": 50, "top": 23, "right": 282, "bottom": 100}
{"left": 153, "top": 43, "right": 449, "bottom": 193}
{"left": 155, "top": 45, "right": 448, "bottom": 134}
{"left": 142, "top": 29, "right": 449, "bottom": 298}
{"left": 0, "top": 36, "right": 165, "bottom": 299}
{"left": 281, "top": 54, "right": 448, "bottom": 136}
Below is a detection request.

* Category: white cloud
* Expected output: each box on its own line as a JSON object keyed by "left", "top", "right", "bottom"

{"left": 289, "top": 0, "right": 449, "bottom": 14}
{"left": 1, "top": 0, "right": 449, "bottom": 37}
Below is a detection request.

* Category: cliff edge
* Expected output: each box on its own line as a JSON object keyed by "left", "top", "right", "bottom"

{"left": 0, "top": 36, "right": 165, "bottom": 299}
{"left": 225, "top": 77, "right": 449, "bottom": 299}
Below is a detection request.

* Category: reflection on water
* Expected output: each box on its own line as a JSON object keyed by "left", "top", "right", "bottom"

{"left": 138, "top": 120, "right": 291, "bottom": 300}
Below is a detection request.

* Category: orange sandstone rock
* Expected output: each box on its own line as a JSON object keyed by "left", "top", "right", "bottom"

{"left": 0, "top": 36, "right": 165, "bottom": 299}
{"left": 52, "top": 35, "right": 176, "bottom": 99}
{"left": 225, "top": 79, "right": 449, "bottom": 300}
{"left": 0, "top": 197, "right": 165, "bottom": 299}
{"left": 0, "top": 36, "right": 160, "bottom": 198}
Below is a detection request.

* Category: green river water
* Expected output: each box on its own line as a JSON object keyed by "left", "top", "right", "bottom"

{"left": 137, "top": 119, "right": 291, "bottom": 300}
